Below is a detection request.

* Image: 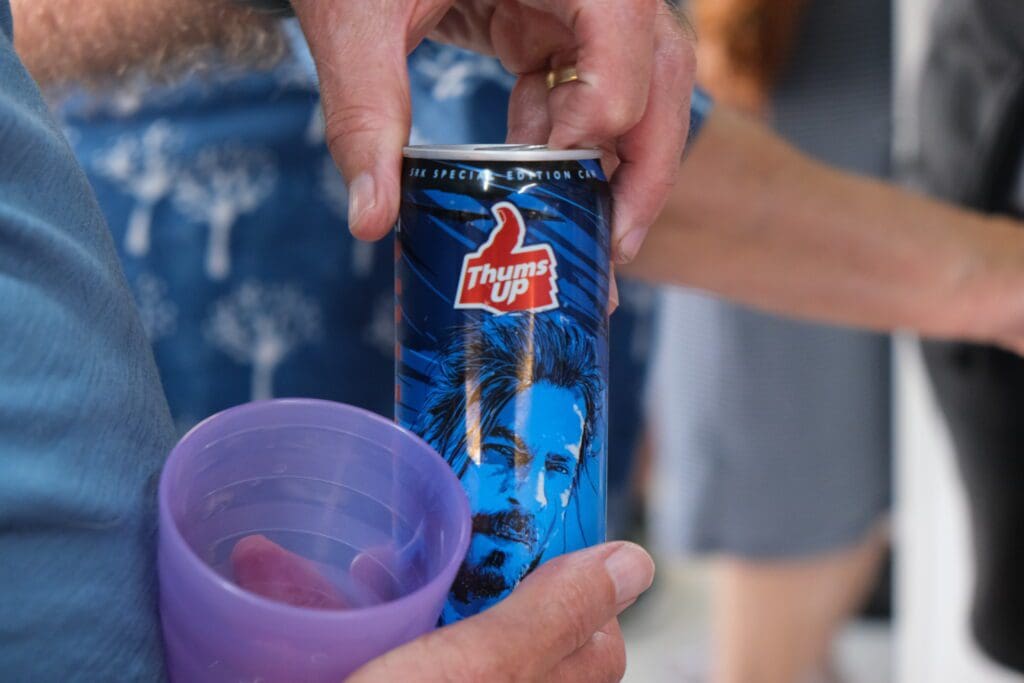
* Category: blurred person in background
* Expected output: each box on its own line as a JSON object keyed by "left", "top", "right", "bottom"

{"left": 914, "top": 1, "right": 1024, "bottom": 674}
{"left": 624, "top": 0, "right": 1024, "bottom": 678}
{"left": 647, "top": 2, "right": 893, "bottom": 682}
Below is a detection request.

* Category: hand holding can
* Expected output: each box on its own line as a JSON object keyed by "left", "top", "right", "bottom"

{"left": 292, "top": 0, "right": 695, "bottom": 261}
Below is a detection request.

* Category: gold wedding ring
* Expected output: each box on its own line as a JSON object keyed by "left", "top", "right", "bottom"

{"left": 546, "top": 65, "right": 580, "bottom": 90}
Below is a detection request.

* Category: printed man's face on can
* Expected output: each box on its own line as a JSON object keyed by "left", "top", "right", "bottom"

{"left": 450, "top": 382, "right": 585, "bottom": 617}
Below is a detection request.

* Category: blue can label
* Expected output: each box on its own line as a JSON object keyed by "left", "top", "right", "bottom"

{"left": 397, "top": 154, "right": 610, "bottom": 622}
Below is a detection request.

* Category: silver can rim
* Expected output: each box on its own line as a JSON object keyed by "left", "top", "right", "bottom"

{"left": 402, "top": 144, "right": 601, "bottom": 161}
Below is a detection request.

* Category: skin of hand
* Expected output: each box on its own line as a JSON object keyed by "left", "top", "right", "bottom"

{"left": 622, "top": 107, "right": 1024, "bottom": 355}
{"left": 347, "top": 541, "right": 655, "bottom": 683}
{"left": 290, "top": 0, "right": 696, "bottom": 264}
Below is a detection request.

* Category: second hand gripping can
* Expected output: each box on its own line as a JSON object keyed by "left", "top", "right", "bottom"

{"left": 396, "top": 144, "right": 611, "bottom": 623}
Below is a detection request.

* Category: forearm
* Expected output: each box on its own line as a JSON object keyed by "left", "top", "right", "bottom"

{"left": 11, "top": 0, "right": 284, "bottom": 86}
{"left": 625, "top": 108, "right": 1024, "bottom": 347}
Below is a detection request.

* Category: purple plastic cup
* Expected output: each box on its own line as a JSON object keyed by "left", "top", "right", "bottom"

{"left": 158, "top": 399, "right": 471, "bottom": 682}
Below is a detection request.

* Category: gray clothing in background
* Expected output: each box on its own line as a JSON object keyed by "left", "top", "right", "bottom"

{"left": 651, "top": 0, "right": 893, "bottom": 558}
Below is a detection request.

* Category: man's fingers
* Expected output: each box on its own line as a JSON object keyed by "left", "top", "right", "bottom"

{"left": 292, "top": 1, "right": 418, "bottom": 241}
{"left": 609, "top": 10, "right": 696, "bottom": 263}
{"left": 544, "top": 619, "right": 627, "bottom": 683}
{"left": 491, "top": 3, "right": 569, "bottom": 74}
{"left": 442, "top": 541, "right": 654, "bottom": 680}
{"left": 507, "top": 72, "right": 552, "bottom": 143}
{"left": 537, "top": 0, "right": 657, "bottom": 148}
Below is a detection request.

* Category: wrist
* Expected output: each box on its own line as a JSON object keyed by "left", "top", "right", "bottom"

{"left": 946, "top": 217, "right": 1024, "bottom": 349}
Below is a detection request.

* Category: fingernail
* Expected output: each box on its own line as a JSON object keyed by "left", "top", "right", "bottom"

{"left": 604, "top": 543, "right": 654, "bottom": 604}
{"left": 616, "top": 228, "right": 647, "bottom": 263}
{"left": 348, "top": 173, "right": 376, "bottom": 235}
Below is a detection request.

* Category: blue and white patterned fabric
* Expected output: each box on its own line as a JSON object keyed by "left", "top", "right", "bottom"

{"left": 689, "top": 86, "right": 713, "bottom": 146}
{"left": 61, "top": 32, "right": 665, "bottom": 500}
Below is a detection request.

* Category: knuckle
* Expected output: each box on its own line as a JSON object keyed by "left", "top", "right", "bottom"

{"left": 325, "top": 101, "right": 379, "bottom": 138}
{"left": 596, "top": 95, "right": 644, "bottom": 136}
{"left": 323, "top": 97, "right": 407, "bottom": 148}
{"left": 606, "top": 632, "right": 628, "bottom": 681}
{"left": 589, "top": 621, "right": 627, "bottom": 683}
{"left": 550, "top": 91, "right": 642, "bottom": 144}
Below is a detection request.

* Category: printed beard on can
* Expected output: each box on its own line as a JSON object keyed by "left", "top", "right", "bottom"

{"left": 396, "top": 145, "right": 611, "bottom": 624}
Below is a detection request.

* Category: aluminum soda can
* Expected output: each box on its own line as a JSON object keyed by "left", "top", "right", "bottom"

{"left": 396, "top": 144, "right": 611, "bottom": 623}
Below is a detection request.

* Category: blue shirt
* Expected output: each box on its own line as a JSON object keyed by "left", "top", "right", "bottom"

{"left": 0, "top": 2, "right": 173, "bottom": 679}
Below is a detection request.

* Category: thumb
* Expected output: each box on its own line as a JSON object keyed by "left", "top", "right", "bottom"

{"left": 346, "top": 543, "right": 654, "bottom": 682}
{"left": 442, "top": 542, "right": 654, "bottom": 679}
{"left": 293, "top": 1, "right": 411, "bottom": 241}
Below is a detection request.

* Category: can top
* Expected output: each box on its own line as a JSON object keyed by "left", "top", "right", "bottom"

{"left": 402, "top": 144, "right": 601, "bottom": 162}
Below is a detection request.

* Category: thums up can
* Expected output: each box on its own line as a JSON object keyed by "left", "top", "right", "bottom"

{"left": 396, "top": 144, "right": 611, "bottom": 623}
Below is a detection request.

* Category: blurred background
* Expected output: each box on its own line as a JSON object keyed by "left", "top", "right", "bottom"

{"left": 626, "top": 2, "right": 1022, "bottom": 682}
{"left": 41, "top": 0, "right": 1024, "bottom": 681}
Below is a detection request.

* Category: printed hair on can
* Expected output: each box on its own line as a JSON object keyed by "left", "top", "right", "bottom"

{"left": 415, "top": 313, "right": 603, "bottom": 620}
{"left": 454, "top": 202, "right": 559, "bottom": 314}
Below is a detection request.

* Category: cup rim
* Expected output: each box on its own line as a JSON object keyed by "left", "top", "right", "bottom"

{"left": 158, "top": 398, "right": 471, "bottom": 622}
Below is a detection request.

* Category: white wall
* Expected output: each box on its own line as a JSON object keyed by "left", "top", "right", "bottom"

{"left": 895, "top": 339, "right": 1021, "bottom": 683}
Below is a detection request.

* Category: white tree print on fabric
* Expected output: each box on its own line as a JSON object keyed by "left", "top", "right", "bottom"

{"left": 106, "top": 78, "right": 149, "bottom": 118}
{"left": 132, "top": 273, "right": 178, "bottom": 342}
{"left": 205, "top": 281, "right": 322, "bottom": 401}
{"left": 364, "top": 290, "right": 395, "bottom": 359}
{"left": 410, "top": 49, "right": 515, "bottom": 100}
{"left": 270, "top": 55, "right": 319, "bottom": 92}
{"left": 93, "top": 120, "right": 180, "bottom": 258}
{"left": 174, "top": 144, "right": 277, "bottom": 281}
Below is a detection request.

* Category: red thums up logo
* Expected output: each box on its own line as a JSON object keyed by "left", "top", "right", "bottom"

{"left": 455, "top": 202, "right": 559, "bottom": 315}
